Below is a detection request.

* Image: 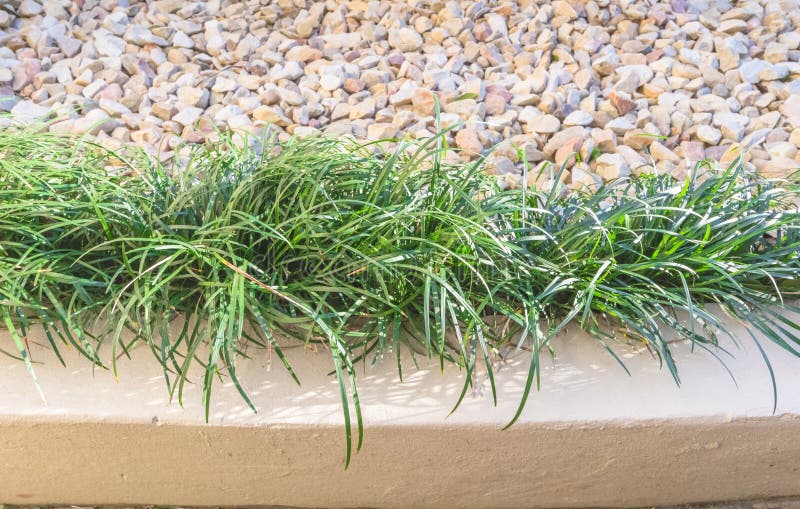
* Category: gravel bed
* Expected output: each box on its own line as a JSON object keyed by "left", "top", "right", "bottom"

{"left": 1, "top": 0, "right": 799, "bottom": 192}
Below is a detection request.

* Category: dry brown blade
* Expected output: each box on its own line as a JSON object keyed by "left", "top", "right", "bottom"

{"left": 214, "top": 255, "right": 307, "bottom": 310}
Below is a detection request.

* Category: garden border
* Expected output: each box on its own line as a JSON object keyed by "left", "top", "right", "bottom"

{"left": 2, "top": 318, "right": 800, "bottom": 508}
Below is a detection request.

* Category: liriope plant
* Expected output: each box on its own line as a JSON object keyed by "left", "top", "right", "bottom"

{"left": 1, "top": 124, "right": 799, "bottom": 466}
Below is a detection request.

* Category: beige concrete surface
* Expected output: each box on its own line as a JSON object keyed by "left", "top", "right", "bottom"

{"left": 1, "top": 313, "right": 800, "bottom": 508}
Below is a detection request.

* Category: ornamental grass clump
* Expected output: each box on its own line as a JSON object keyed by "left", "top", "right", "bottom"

{"left": 1, "top": 124, "right": 799, "bottom": 465}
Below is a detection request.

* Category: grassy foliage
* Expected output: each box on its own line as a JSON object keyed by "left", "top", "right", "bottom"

{"left": 1, "top": 125, "right": 800, "bottom": 465}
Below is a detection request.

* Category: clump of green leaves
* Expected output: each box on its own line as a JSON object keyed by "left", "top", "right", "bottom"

{"left": 1, "top": 125, "right": 799, "bottom": 466}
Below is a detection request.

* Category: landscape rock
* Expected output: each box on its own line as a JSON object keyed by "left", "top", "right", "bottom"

{"left": 412, "top": 88, "right": 436, "bottom": 116}
{"left": 367, "top": 123, "right": 398, "bottom": 139}
{"left": 19, "top": 0, "right": 43, "bottom": 16}
{"left": 455, "top": 128, "right": 484, "bottom": 158}
{"left": 174, "top": 107, "right": 203, "bottom": 127}
{"left": 94, "top": 31, "right": 127, "bottom": 57}
{"left": 563, "top": 111, "right": 593, "bottom": 127}
{"left": 0, "top": 0, "right": 797, "bottom": 185}
{"left": 526, "top": 114, "right": 561, "bottom": 134}
{"left": 780, "top": 96, "right": 800, "bottom": 128}
{"left": 697, "top": 125, "right": 723, "bottom": 145}
{"left": 388, "top": 28, "right": 423, "bottom": 53}
{"left": 10, "top": 100, "right": 49, "bottom": 122}
{"left": 595, "top": 153, "right": 631, "bottom": 181}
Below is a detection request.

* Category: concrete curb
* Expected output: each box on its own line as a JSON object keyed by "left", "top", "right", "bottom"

{"left": 1, "top": 315, "right": 800, "bottom": 508}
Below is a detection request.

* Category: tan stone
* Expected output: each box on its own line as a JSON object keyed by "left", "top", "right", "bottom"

{"left": 554, "top": 137, "right": 583, "bottom": 167}
{"left": 367, "top": 122, "right": 398, "bottom": 139}
{"left": 455, "top": 128, "right": 484, "bottom": 158}
{"left": 622, "top": 129, "right": 656, "bottom": 150}
{"left": 591, "top": 128, "right": 617, "bottom": 152}
{"left": 412, "top": 88, "right": 437, "bottom": 116}
{"left": 610, "top": 91, "right": 637, "bottom": 115}
{"left": 252, "top": 106, "right": 290, "bottom": 126}
{"left": 679, "top": 141, "right": 706, "bottom": 161}
{"left": 285, "top": 45, "right": 322, "bottom": 62}
{"left": 484, "top": 93, "right": 506, "bottom": 116}
{"left": 649, "top": 141, "right": 680, "bottom": 162}
{"left": 343, "top": 78, "right": 365, "bottom": 94}
{"left": 719, "top": 144, "right": 752, "bottom": 166}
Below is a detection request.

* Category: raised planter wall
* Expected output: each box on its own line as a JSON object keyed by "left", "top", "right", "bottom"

{"left": 2, "top": 315, "right": 800, "bottom": 508}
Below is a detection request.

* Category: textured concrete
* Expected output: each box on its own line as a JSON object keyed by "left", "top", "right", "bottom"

{"left": 1, "top": 313, "right": 800, "bottom": 508}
